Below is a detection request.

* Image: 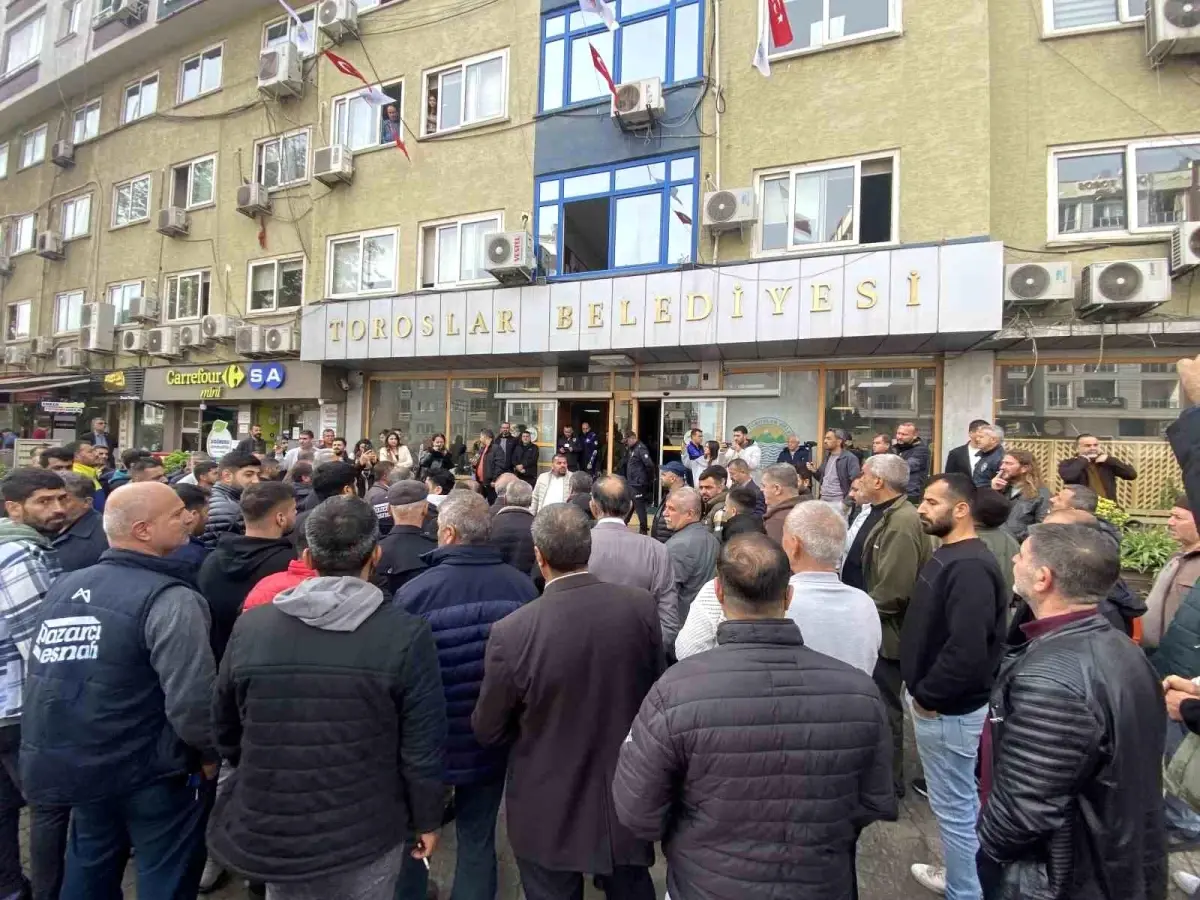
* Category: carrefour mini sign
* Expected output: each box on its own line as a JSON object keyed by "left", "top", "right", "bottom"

{"left": 165, "top": 364, "right": 247, "bottom": 399}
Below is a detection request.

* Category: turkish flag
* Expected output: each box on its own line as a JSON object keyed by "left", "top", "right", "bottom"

{"left": 394, "top": 130, "right": 410, "bottom": 161}
{"left": 590, "top": 42, "right": 617, "bottom": 98}
{"left": 767, "top": 0, "right": 793, "bottom": 47}
{"left": 323, "top": 49, "right": 367, "bottom": 84}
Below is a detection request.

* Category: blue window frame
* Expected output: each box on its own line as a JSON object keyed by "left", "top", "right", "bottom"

{"left": 540, "top": 0, "right": 703, "bottom": 112}
{"left": 535, "top": 151, "right": 699, "bottom": 278}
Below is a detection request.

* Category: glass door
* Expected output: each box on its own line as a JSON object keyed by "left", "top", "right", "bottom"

{"left": 660, "top": 399, "right": 725, "bottom": 500}
{"left": 505, "top": 400, "right": 557, "bottom": 474}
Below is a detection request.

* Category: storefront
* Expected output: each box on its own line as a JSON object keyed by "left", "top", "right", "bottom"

{"left": 142, "top": 361, "right": 346, "bottom": 452}
{"left": 0, "top": 369, "right": 146, "bottom": 452}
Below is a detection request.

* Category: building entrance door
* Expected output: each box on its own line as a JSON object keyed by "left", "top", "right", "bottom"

{"left": 660, "top": 398, "right": 725, "bottom": 499}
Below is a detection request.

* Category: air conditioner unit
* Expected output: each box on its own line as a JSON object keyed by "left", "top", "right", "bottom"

{"left": 29, "top": 336, "right": 53, "bottom": 358}
{"left": 111, "top": 0, "right": 145, "bottom": 24}
{"left": 1076, "top": 259, "right": 1170, "bottom": 319}
{"left": 79, "top": 302, "right": 116, "bottom": 352}
{"left": 701, "top": 188, "right": 757, "bottom": 232}
{"left": 178, "top": 322, "right": 208, "bottom": 349}
{"left": 235, "top": 325, "right": 266, "bottom": 357}
{"left": 121, "top": 329, "right": 147, "bottom": 353}
{"left": 129, "top": 295, "right": 159, "bottom": 323}
{"left": 157, "top": 207, "right": 190, "bottom": 238}
{"left": 482, "top": 231, "right": 538, "bottom": 285}
{"left": 610, "top": 77, "right": 665, "bottom": 127}
{"left": 201, "top": 314, "right": 239, "bottom": 342}
{"left": 148, "top": 326, "right": 181, "bottom": 358}
{"left": 36, "top": 232, "right": 64, "bottom": 261}
{"left": 264, "top": 324, "right": 300, "bottom": 356}
{"left": 4, "top": 346, "right": 30, "bottom": 367}
{"left": 51, "top": 140, "right": 75, "bottom": 168}
{"left": 236, "top": 183, "right": 272, "bottom": 219}
{"left": 1147, "top": 0, "right": 1200, "bottom": 64}
{"left": 57, "top": 346, "right": 86, "bottom": 370}
{"left": 1004, "top": 262, "right": 1075, "bottom": 306}
{"left": 0, "top": 255, "right": 11, "bottom": 277}
{"left": 257, "top": 43, "right": 303, "bottom": 99}
{"left": 1170, "top": 221, "right": 1200, "bottom": 275}
{"left": 314, "top": 145, "right": 354, "bottom": 186}
{"left": 317, "top": 0, "right": 358, "bottom": 42}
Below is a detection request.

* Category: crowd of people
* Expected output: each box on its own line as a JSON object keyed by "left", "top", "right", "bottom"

{"left": 0, "top": 355, "right": 1185, "bottom": 900}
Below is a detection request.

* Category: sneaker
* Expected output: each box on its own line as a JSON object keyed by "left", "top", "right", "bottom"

{"left": 198, "top": 859, "right": 227, "bottom": 893}
{"left": 1174, "top": 870, "right": 1200, "bottom": 895}
{"left": 912, "top": 777, "right": 929, "bottom": 800}
{"left": 911, "top": 864, "right": 947, "bottom": 896}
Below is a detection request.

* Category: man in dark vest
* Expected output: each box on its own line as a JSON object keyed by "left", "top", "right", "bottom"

{"left": 20, "top": 482, "right": 218, "bottom": 899}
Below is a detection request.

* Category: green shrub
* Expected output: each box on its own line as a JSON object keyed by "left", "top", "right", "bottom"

{"left": 162, "top": 450, "right": 190, "bottom": 474}
{"left": 1095, "top": 497, "right": 1130, "bottom": 529}
{"left": 1119, "top": 525, "right": 1178, "bottom": 577}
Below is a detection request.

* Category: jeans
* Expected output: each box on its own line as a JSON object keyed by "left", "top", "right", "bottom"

{"left": 514, "top": 859, "right": 655, "bottom": 900}
{"left": 907, "top": 693, "right": 986, "bottom": 900}
{"left": 871, "top": 658, "right": 905, "bottom": 791}
{"left": 60, "top": 776, "right": 213, "bottom": 900}
{"left": 0, "top": 724, "right": 70, "bottom": 900}
{"left": 395, "top": 778, "right": 505, "bottom": 900}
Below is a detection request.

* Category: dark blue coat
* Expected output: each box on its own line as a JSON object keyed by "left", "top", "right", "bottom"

{"left": 52, "top": 509, "right": 108, "bottom": 573}
{"left": 394, "top": 544, "right": 536, "bottom": 785}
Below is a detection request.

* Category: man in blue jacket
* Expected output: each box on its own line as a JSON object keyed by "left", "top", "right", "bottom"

{"left": 393, "top": 490, "right": 536, "bottom": 900}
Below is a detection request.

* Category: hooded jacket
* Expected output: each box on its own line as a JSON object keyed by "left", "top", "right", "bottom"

{"left": 202, "top": 483, "right": 244, "bottom": 549}
{"left": 197, "top": 533, "right": 295, "bottom": 661}
{"left": 209, "top": 576, "right": 447, "bottom": 883}
{"left": 243, "top": 559, "right": 317, "bottom": 613}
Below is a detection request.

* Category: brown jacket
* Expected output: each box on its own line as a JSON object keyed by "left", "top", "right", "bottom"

{"left": 762, "top": 494, "right": 808, "bottom": 545}
{"left": 862, "top": 497, "right": 931, "bottom": 659}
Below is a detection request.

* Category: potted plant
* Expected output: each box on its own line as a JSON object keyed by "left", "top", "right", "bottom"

{"left": 1119, "top": 525, "right": 1178, "bottom": 597}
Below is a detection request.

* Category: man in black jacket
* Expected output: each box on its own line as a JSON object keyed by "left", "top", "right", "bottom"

{"left": 490, "top": 480, "right": 536, "bottom": 573}
{"left": 52, "top": 472, "right": 108, "bottom": 571}
{"left": 234, "top": 423, "right": 268, "bottom": 457}
{"left": 943, "top": 419, "right": 989, "bottom": 479}
{"left": 614, "top": 533, "right": 895, "bottom": 900}
{"left": 903, "top": 474, "right": 1006, "bottom": 897}
{"left": 375, "top": 480, "right": 437, "bottom": 595}
{"left": 291, "top": 461, "right": 358, "bottom": 548}
{"left": 621, "top": 432, "right": 656, "bottom": 535}
{"left": 201, "top": 451, "right": 261, "bottom": 549}
{"left": 978, "top": 522, "right": 1166, "bottom": 900}
{"left": 892, "top": 422, "right": 931, "bottom": 504}
{"left": 209, "top": 496, "right": 447, "bottom": 898}
{"left": 557, "top": 426, "right": 583, "bottom": 472}
{"left": 510, "top": 431, "right": 539, "bottom": 488}
{"left": 1057, "top": 432, "right": 1138, "bottom": 502}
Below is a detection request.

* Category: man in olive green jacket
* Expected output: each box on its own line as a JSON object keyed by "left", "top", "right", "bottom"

{"left": 847, "top": 454, "right": 931, "bottom": 797}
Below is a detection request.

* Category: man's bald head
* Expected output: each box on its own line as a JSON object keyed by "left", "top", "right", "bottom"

{"left": 591, "top": 474, "right": 632, "bottom": 519}
{"left": 104, "top": 482, "right": 190, "bottom": 556}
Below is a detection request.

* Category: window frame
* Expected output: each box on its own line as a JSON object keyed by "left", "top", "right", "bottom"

{"left": 0, "top": 143, "right": 7, "bottom": 179}
{"left": 61, "top": 193, "right": 92, "bottom": 240}
{"left": 246, "top": 255, "right": 306, "bottom": 314}
{"left": 421, "top": 49, "right": 509, "bottom": 137}
{"left": 534, "top": 150, "right": 700, "bottom": 279}
{"left": 19, "top": 124, "right": 47, "bottom": 169}
{"left": 169, "top": 154, "right": 217, "bottom": 210}
{"left": 106, "top": 279, "right": 144, "bottom": 327}
{"left": 417, "top": 211, "right": 504, "bottom": 290}
{"left": 262, "top": 4, "right": 317, "bottom": 56}
{"left": 62, "top": 0, "right": 82, "bottom": 39}
{"left": 71, "top": 98, "right": 101, "bottom": 144}
{"left": 325, "top": 227, "right": 400, "bottom": 299}
{"left": 111, "top": 173, "right": 153, "bottom": 229}
{"left": 253, "top": 128, "right": 310, "bottom": 191}
{"left": 11, "top": 213, "right": 36, "bottom": 254}
{"left": 53, "top": 289, "right": 86, "bottom": 335}
{"left": 1047, "top": 134, "right": 1200, "bottom": 243}
{"left": 1041, "top": 0, "right": 1145, "bottom": 37}
{"left": 5, "top": 300, "right": 31, "bottom": 342}
{"left": 539, "top": 0, "right": 705, "bottom": 113}
{"left": 759, "top": 0, "right": 901, "bottom": 62}
{"left": 163, "top": 269, "right": 211, "bottom": 323}
{"left": 753, "top": 150, "right": 899, "bottom": 257}
{"left": 121, "top": 73, "right": 159, "bottom": 125}
{"left": 329, "top": 79, "right": 405, "bottom": 153}
{"left": 177, "top": 43, "right": 224, "bottom": 104}
{"left": 3, "top": 11, "right": 44, "bottom": 77}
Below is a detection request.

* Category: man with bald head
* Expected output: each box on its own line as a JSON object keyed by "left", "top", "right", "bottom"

{"left": 665, "top": 487, "right": 720, "bottom": 627}
{"left": 21, "top": 482, "right": 218, "bottom": 899}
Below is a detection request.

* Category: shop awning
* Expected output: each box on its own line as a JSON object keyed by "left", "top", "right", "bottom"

{"left": 0, "top": 374, "right": 96, "bottom": 393}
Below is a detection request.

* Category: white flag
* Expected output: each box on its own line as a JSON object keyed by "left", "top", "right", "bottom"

{"left": 579, "top": 0, "right": 618, "bottom": 31}
{"left": 359, "top": 85, "right": 393, "bottom": 106}
{"left": 753, "top": 23, "right": 771, "bottom": 77}
{"left": 276, "top": 0, "right": 313, "bottom": 53}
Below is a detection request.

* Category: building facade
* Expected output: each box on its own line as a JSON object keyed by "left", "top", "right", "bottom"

{"left": 0, "top": 0, "right": 1194, "bottom": 503}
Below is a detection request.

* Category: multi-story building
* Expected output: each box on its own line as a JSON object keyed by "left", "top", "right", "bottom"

{"left": 0, "top": 0, "right": 1195, "bottom": 503}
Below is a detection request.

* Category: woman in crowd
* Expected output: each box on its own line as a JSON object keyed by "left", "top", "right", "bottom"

{"left": 355, "top": 446, "right": 379, "bottom": 497}
{"left": 419, "top": 433, "right": 452, "bottom": 478}
{"left": 991, "top": 448, "right": 1050, "bottom": 542}
{"left": 380, "top": 431, "right": 414, "bottom": 469}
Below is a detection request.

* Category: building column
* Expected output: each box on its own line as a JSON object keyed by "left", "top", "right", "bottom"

{"left": 941, "top": 351, "right": 995, "bottom": 469}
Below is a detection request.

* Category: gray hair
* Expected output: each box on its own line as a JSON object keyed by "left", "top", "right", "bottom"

{"left": 1061, "top": 485, "right": 1099, "bottom": 513}
{"left": 762, "top": 463, "right": 799, "bottom": 493}
{"left": 505, "top": 480, "right": 533, "bottom": 508}
{"left": 783, "top": 501, "right": 846, "bottom": 567}
{"left": 389, "top": 466, "right": 412, "bottom": 484}
{"left": 59, "top": 471, "right": 96, "bottom": 500}
{"left": 981, "top": 424, "right": 1005, "bottom": 441}
{"left": 437, "top": 491, "right": 491, "bottom": 544}
{"left": 668, "top": 486, "right": 703, "bottom": 520}
{"left": 304, "top": 496, "right": 379, "bottom": 576}
{"left": 532, "top": 503, "right": 591, "bottom": 571}
{"left": 568, "top": 471, "right": 592, "bottom": 496}
{"left": 1025, "top": 522, "right": 1118, "bottom": 604}
{"left": 862, "top": 453, "right": 910, "bottom": 493}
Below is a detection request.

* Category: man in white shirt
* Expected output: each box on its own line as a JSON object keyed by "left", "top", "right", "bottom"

{"left": 532, "top": 453, "right": 570, "bottom": 514}
{"left": 281, "top": 430, "right": 315, "bottom": 472}
{"left": 718, "top": 426, "right": 762, "bottom": 481}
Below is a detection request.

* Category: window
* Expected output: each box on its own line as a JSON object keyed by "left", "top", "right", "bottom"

{"left": 825, "top": 367, "right": 936, "bottom": 454}
{"left": 19, "top": 125, "right": 46, "bottom": 168}
{"left": 1045, "top": 0, "right": 1145, "bottom": 33}
{"left": 5, "top": 301, "right": 30, "bottom": 341}
{"left": 248, "top": 257, "right": 304, "bottom": 311}
{"left": 766, "top": 0, "right": 898, "bottom": 58}
{"left": 53, "top": 290, "right": 85, "bottom": 334}
{"left": 540, "top": 0, "right": 702, "bottom": 111}
{"left": 331, "top": 82, "right": 404, "bottom": 151}
{"left": 72, "top": 99, "right": 100, "bottom": 143}
{"left": 1051, "top": 137, "right": 1200, "bottom": 240}
{"left": 327, "top": 229, "right": 398, "bottom": 297}
{"left": 757, "top": 153, "right": 895, "bottom": 253}
{"left": 63, "top": 0, "right": 82, "bottom": 37}
{"left": 1047, "top": 382, "right": 1072, "bottom": 408}
{"left": 11, "top": 214, "right": 35, "bottom": 253}
{"left": 96, "top": 0, "right": 121, "bottom": 18}
{"left": 112, "top": 174, "right": 152, "bottom": 227}
{"left": 122, "top": 74, "right": 158, "bottom": 124}
{"left": 178, "top": 46, "right": 222, "bottom": 102}
{"left": 3, "top": 13, "right": 43, "bottom": 76}
{"left": 254, "top": 129, "right": 309, "bottom": 189}
{"left": 170, "top": 156, "right": 216, "bottom": 209}
{"left": 107, "top": 280, "right": 143, "bottom": 326}
{"left": 420, "top": 214, "right": 501, "bottom": 288}
{"left": 164, "top": 271, "right": 210, "bottom": 321}
{"left": 61, "top": 194, "right": 91, "bottom": 239}
{"left": 423, "top": 51, "right": 507, "bottom": 136}
{"left": 263, "top": 6, "right": 316, "bottom": 56}
{"left": 0, "top": 143, "right": 8, "bottom": 179}
{"left": 536, "top": 152, "right": 697, "bottom": 277}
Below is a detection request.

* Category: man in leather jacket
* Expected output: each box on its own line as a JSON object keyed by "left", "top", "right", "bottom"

{"left": 977, "top": 522, "right": 1166, "bottom": 900}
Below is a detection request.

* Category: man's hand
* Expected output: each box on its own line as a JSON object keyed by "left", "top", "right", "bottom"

{"left": 1164, "top": 676, "right": 1200, "bottom": 722}
{"left": 1094, "top": 453, "right": 1109, "bottom": 465}
{"left": 911, "top": 698, "right": 938, "bottom": 719}
{"left": 201, "top": 762, "right": 218, "bottom": 780}
{"left": 990, "top": 474, "right": 1007, "bottom": 491}
{"left": 411, "top": 832, "right": 439, "bottom": 860}
{"left": 806, "top": 461, "right": 818, "bottom": 473}
{"left": 1180, "top": 354, "right": 1200, "bottom": 406}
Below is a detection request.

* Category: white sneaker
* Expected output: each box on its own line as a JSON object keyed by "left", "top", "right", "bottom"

{"left": 1174, "top": 870, "right": 1200, "bottom": 895}
{"left": 911, "top": 864, "right": 947, "bottom": 895}
{"left": 198, "top": 858, "right": 226, "bottom": 893}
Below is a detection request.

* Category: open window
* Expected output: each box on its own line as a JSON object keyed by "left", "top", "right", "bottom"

{"left": 330, "top": 81, "right": 404, "bottom": 151}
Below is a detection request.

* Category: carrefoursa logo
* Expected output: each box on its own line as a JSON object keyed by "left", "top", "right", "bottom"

{"left": 165, "top": 364, "right": 245, "bottom": 399}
